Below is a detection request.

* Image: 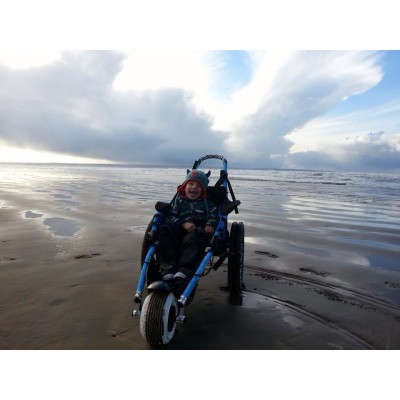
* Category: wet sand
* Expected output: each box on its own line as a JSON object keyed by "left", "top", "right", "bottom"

{"left": 1, "top": 186, "right": 400, "bottom": 351}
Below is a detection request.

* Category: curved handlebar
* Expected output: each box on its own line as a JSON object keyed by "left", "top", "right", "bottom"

{"left": 192, "top": 154, "right": 227, "bottom": 170}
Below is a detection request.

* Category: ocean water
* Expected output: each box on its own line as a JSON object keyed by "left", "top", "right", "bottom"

{"left": 1, "top": 163, "right": 399, "bottom": 274}
{"left": 230, "top": 168, "right": 400, "bottom": 275}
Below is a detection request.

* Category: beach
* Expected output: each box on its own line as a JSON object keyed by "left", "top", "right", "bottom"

{"left": 1, "top": 164, "right": 400, "bottom": 350}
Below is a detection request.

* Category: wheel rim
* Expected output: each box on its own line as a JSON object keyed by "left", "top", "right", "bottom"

{"left": 161, "top": 293, "right": 178, "bottom": 343}
{"left": 167, "top": 304, "right": 177, "bottom": 332}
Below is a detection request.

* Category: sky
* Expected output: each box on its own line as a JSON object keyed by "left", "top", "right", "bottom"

{"left": 0, "top": 49, "right": 399, "bottom": 171}
{"left": 0, "top": 0, "right": 399, "bottom": 172}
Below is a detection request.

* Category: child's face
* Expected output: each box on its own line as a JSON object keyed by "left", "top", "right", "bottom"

{"left": 185, "top": 180, "right": 203, "bottom": 200}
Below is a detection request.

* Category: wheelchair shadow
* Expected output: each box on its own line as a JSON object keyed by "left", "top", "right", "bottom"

{"left": 162, "top": 269, "right": 280, "bottom": 350}
{"left": 158, "top": 268, "right": 373, "bottom": 350}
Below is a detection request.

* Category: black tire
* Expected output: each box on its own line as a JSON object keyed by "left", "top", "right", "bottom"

{"left": 228, "top": 222, "right": 245, "bottom": 295}
{"left": 141, "top": 220, "right": 160, "bottom": 285}
{"left": 140, "top": 291, "right": 178, "bottom": 347}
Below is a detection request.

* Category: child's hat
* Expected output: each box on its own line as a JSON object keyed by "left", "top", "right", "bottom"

{"left": 178, "top": 169, "right": 210, "bottom": 197}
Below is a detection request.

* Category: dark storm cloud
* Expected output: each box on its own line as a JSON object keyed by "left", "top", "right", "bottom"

{"left": 0, "top": 51, "right": 226, "bottom": 164}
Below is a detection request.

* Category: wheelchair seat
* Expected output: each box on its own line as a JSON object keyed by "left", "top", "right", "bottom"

{"left": 206, "top": 186, "right": 227, "bottom": 207}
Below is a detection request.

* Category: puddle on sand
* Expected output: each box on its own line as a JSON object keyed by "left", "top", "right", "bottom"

{"left": 24, "top": 211, "right": 44, "bottom": 219}
{"left": 43, "top": 217, "right": 81, "bottom": 237}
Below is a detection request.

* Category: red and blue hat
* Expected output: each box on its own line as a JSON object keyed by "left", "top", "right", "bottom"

{"left": 178, "top": 169, "right": 209, "bottom": 198}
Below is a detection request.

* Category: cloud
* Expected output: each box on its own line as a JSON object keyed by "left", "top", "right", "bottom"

{"left": 289, "top": 131, "right": 400, "bottom": 171}
{"left": 226, "top": 51, "right": 384, "bottom": 166}
{"left": 0, "top": 51, "right": 226, "bottom": 164}
{"left": 1, "top": 50, "right": 397, "bottom": 171}
{"left": 338, "top": 131, "right": 400, "bottom": 170}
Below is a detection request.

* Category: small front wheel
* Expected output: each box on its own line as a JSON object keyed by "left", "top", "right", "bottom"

{"left": 140, "top": 291, "right": 178, "bottom": 347}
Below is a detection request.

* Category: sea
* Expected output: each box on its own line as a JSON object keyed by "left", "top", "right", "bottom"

{"left": 1, "top": 163, "right": 399, "bottom": 276}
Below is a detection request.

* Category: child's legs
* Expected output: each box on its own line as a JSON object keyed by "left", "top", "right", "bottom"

{"left": 177, "top": 230, "right": 210, "bottom": 276}
{"left": 157, "top": 224, "right": 183, "bottom": 267}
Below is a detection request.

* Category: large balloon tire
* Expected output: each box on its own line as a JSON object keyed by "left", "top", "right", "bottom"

{"left": 140, "top": 291, "right": 178, "bottom": 347}
{"left": 228, "top": 222, "right": 245, "bottom": 295}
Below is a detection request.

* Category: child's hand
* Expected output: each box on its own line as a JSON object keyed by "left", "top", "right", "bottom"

{"left": 182, "top": 222, "right": 196, "bottom": 232}
{"left": 205, "top": 225, "right": 214, "bottom": 235}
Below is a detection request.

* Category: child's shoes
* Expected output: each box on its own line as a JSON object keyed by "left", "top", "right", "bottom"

{"left": 173, "top": 271, "right": 188, "bottom": 282}
{"left": 160, "top": 265, "right": 175, "bottom": 281}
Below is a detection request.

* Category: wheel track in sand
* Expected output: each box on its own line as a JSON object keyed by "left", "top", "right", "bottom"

{"left": 243, "top": 266, "right": 400, "bottom": 349}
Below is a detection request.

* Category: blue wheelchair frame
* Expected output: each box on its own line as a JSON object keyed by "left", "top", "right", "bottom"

{"left": 132, "top": 154, "right": 239, "bottom": 322}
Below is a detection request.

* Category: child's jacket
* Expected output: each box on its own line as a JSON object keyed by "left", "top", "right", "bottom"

{"left": 167, "top": 194, "right": 218, "bottom": 228}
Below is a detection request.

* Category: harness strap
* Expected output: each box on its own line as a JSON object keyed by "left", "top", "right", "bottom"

{"left": 214, "top": 171, "right": 239, "bottom": 214}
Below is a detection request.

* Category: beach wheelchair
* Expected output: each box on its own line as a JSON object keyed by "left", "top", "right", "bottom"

{"left": 132, "top": 155, "right": 244, "bottom": 347}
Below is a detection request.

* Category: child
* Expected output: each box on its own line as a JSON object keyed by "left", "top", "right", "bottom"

{"left": 158, "top": 169, "right": 218, "bottom": 282}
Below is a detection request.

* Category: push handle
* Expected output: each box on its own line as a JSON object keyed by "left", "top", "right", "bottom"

{"left": 192, "top": 154, "right": 227, "bottom": 170}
